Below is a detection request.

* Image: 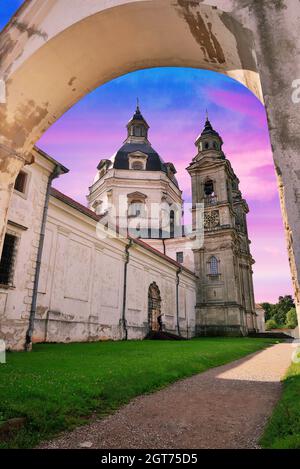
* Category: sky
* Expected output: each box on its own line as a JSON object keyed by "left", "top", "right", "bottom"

{"left": 0, "top": 1, "right": 293, "bottom": 303}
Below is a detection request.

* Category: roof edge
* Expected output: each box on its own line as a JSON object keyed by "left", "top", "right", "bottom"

{"left": 34, "top": 146, "right": 69, "bottom": 174}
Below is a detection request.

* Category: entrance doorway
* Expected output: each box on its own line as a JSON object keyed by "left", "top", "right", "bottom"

{"left": 148, "top": 282, "right": 161, "bottom": 332}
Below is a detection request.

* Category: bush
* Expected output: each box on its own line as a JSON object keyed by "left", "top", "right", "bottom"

{"left": 265, "top": 319, "right": 278, "bottom": 331}
{"left": 286, "top": 308, "right": 298, "bottom": 329}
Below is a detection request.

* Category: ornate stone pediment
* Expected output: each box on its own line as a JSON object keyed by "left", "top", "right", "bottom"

{"left": 127, "top": 191, "right": 147, "bottom": 200}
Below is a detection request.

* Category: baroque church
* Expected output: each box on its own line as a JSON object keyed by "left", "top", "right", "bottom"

{"left": 0, "top": 105, "right": 258, "bottom": 350}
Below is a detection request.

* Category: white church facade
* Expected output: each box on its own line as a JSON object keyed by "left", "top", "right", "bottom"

{"left": 0, "top": 107, "right": 257, "bottom": 350}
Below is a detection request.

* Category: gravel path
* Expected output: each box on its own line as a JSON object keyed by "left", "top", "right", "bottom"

{"left": 39, "top": 342, "right": 292, "bottom": 449}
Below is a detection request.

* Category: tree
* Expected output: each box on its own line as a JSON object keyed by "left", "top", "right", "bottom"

{"left": 272, "top": 295, "right": 295, "bottom": 326}
{"left": 286, "top": 308, "right": 298, "bottom": 329}
{"left": 261, "top": 302, "right": 273, "bottom": 321}
{"left": 261, "top": 296, "right": 295, "bottom": 327}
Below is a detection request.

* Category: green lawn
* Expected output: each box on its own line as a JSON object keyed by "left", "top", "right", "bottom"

{"left": 261, "top": 358, "right": 300, "bottom": 449}
{"left": 0, "top": 337, "right": 276, "bottom": 448}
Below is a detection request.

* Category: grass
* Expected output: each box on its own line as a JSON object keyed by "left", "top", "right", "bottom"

{"left": 0, "top": 337, "right": 277, "bottom": 448}
{"left": 260, "top": 352, "right": 300, "bottom": 449}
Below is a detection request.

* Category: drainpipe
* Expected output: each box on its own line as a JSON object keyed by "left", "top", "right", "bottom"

{"left": 121, "top": 239, "right": 133, "bottom": 340}
{"left": 25, "top": 165, "right": 65, "bottom": 351}
{"left": 176, "top": 267, "right": 182, "bottom": 336}
{"left": 162, "top": 238, "right": 166, "bottom": 255}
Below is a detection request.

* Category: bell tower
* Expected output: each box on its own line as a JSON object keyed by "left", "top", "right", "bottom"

{"left": 187, "top": 116, "right": 257, "bottom": 336}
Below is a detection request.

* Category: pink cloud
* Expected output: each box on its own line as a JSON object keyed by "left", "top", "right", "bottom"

{"left": 204, "top": 87, "right": 266, "bottom": 126}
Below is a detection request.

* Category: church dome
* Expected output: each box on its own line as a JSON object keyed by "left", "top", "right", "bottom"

{"left": 104, "top": 105, "right": 179, "bottom": 187}
{"left": 113, "top": 141, "right": 167, "bottom": 172}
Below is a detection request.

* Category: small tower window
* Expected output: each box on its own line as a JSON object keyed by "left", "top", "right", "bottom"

{"left": 209, "top": 256, "right": 219, "bottom": 275}
{"left": 204, "top": 142, "right": 209, "bottom": 150}
{"left": 204, "top": 179, "right": 214, "bottom": 196}
{"left": 132, "top": 161, "right": 144, "bottom": 171}
{"left": 170, "top": 210, "right": 175, "bottom": 238}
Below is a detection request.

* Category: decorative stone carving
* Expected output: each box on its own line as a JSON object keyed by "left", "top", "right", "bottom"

{"left": 204, "top": 210, "right": 220, "bottom": 230}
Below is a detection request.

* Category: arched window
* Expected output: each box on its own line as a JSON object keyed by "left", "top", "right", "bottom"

{"left": 132, "top": 161, "right": 143, "bottom": 170}
{"left": 209, "top": 256, "right": 218, "bottom": 275}
{"left": 170, "top": 210, "right": 175, "bottom": 238}
{"left": 204, "top": 142, "right": 209, "bottom": 150}
{"left": 204, "top": 179, "right": 214, "bottom": 196}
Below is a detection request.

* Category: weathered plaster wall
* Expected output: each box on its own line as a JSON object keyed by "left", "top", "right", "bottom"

{"left": 147, "top": 237, "right": 195, "bottom": 273}
{"left": 0, "top": 148, "right": 57, "bottom": 349}
{"left": 33, "top": 193, "right": 196, "bottom": 345}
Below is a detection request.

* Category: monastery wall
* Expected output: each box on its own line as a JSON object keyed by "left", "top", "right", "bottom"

{"left": 0, "top": 153, "right": 197, "bottom": 350}
{"left": 33, "top": 191, "right": 197, "bottom": 344}
{"left": 0, "top": 150, "right": 57, "bottom": 350}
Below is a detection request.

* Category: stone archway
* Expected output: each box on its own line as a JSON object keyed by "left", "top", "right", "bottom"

{"left": 148, "top": 282, "right": 162, "bottom": 332}
{"left": 0, "top": 0, "right": 299, "bottom": 325}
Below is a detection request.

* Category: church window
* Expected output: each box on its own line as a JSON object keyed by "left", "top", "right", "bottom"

{"left": 204, "top": 142, "right": 209, "bottom": 150}
{"left": 128, "top": 200, "right": 144, "bottom": 217}
{"left": 0, "top": 233, "right": 18, "bottom": 285}
{"left": 176, "top": 252, "right": 184, "bottom": 264}
{"left": 204, "top": 179, "right": 214, "bottom": 196}
{"left": 209, "top": 256, "right": 218, "bottom": 275}
{"left": 14, "top": 170, "right": 28, "bottom": 194}
{"left": 132, "top": 161, "right": 144, "bottom": 171}
{"left": 170, "top": 210, "right": 175, "bottom": 238}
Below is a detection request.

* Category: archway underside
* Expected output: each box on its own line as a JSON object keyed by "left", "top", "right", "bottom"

{"left": 0, "top": 0, "right": 262, "bottom": 157}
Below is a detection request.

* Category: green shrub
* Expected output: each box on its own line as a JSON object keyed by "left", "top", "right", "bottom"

{"left": 286, "top": 308, "right": 298, "bottom": 329}
{"left": 265, "top": 319, "right": 278, "bottom": 330}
